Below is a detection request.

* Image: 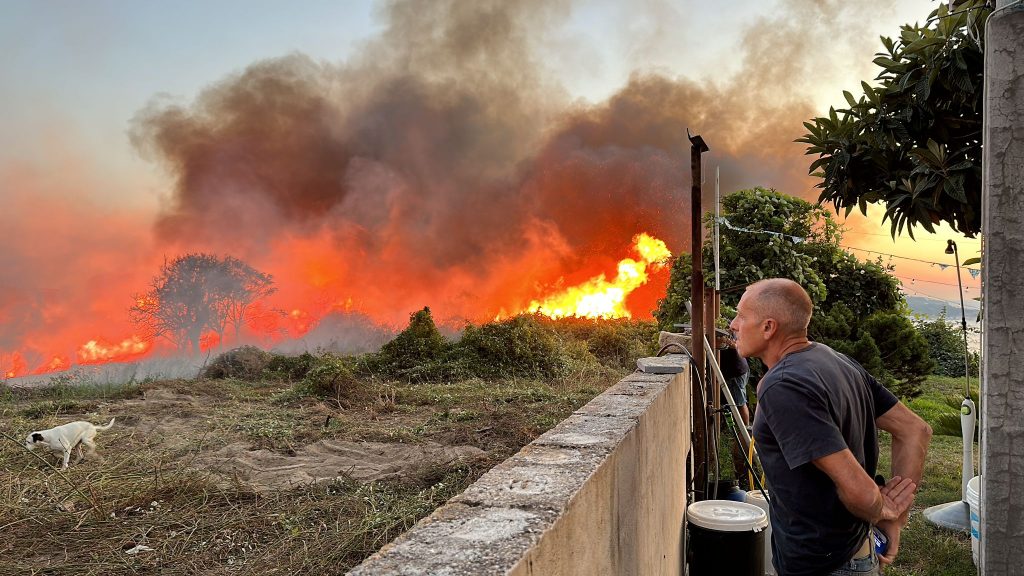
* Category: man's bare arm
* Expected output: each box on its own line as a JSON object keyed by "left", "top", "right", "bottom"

{"left": 812, "top": 449, "right": 916, "bottom": 524}
{"left": 874, "top": 402, "right": 931, "bottom": 565}
{"left": 876, "top": 402, "right": 932, "bottom": 496}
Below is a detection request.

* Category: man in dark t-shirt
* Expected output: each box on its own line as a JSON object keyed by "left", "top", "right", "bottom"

{"left": 730, "top": 279, "right": 932, "bottom": 576}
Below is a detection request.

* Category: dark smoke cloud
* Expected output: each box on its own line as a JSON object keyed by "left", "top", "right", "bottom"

{"left": 129, "top": 0, "right": 894, "bottom": 324}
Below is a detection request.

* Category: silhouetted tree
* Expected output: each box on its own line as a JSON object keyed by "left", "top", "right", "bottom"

{"left": 217, "top": 256, "right": 276, "bottom": 344}
{"left": 130, "top": 253, "right": 275, "bottom": 354}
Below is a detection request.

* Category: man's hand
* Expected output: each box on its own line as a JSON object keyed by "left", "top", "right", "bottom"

{"left": 879, "top": 475, "right": 916, "bottom": 522}
{"left": 875, "top": 519, "right": 902, "bottom": 566}
{"left": 875, "top": 476, "right": 915, "bottom": 567}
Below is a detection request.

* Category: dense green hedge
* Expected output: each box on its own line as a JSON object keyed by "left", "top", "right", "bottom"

{"left": 915, "top": 313, "right": 980, "bottom": 377}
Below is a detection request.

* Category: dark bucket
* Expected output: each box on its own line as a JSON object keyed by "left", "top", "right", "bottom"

{"left": 687, "top": 500, "right": 767, "bottom": 576}
{"left": 711, "top": 479, "right": 745, "bottom": 502}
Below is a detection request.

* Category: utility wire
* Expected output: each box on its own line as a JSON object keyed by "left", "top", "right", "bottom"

{"left": 840, "top": 245, "right": 981, "bottom": 272}
{"left": 716, "top": 217, "right": 983, "bottom": 272}
{"left": 892, "top": 274, "right": 980, "bottom": 290}
{"left": 901, "top": 285, "right": 979, "bottom": 309}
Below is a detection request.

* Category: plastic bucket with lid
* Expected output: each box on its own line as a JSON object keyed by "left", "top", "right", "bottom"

{"left": 687, "top": 500, "right": 767, "bottom": 576}
{"left": 745, "top": 490, "right": 774, "bottom": 575}
{"left": 966, "top": 475, "right": 981, "bottom": 566}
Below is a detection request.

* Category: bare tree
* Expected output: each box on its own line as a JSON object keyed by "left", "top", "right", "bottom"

{"left": 217, "top": 256, "right": 277, "bottom": 344}
{"left": 130, "top": 253, "right": 275, "bottom": 354}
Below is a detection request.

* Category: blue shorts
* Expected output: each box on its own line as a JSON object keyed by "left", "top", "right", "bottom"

{"left": 724, "top": 372, "right": 749, "bottom": 406}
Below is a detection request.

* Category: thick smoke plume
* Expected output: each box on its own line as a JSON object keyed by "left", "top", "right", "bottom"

{"left": 3, "top": 0, "right": 897, "bottom": 374}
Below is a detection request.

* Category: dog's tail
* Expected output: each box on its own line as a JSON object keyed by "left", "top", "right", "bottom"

{"left": 97, "top": 417, "right": 116, "bottom": 431}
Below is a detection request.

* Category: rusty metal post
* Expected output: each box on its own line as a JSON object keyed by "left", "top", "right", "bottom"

{"left": 688, "top": 130, "right": 709, "bottom": 500}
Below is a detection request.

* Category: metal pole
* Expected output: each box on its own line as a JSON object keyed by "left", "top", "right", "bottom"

{"left": 950, "top": 242, "right": 972, "bottom": 398}
{"left": 702, "top": 333, "right": 758, "bottom": 468}
{"left": 688, "top": 130, "right": 709, "bottom": 500}
{"left": 949, "top": 240, "right": 976, "bottom": 503}
{"left": 714, "top": 166, "right": 721, "bottom": 292}
{"left": 924, "top": 238, "right": 977, "bottom": 530}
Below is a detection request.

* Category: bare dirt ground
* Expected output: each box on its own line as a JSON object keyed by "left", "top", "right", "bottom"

{"left": 0, "top": 374, "right": 606, "bottom": 574}
{"left": 96, "top": 386, "right": 485, "bottom": 491}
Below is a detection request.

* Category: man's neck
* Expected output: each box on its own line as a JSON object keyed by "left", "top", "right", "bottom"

{"left": 761, "top": 336, "right": 812, "bottom": 369}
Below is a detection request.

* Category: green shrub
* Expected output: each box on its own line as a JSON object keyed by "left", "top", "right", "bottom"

{"left": 545, "top": 318, "right": 658, "bottom": 368}
{"left": 915, "top": 312, "right": 980, "bottom": 377}
{"left": 863, "top": 311, "right": 935, "bottom": 398}
{"left": 455, "top": 315, "right": 593, "bottom": 380}
{"left": 812, "top": 306, "right": 934, "bottom": 399}
{"left": 203, "top": 346, "right": 272, "bottom": 380}
{"left": 266, "top": 351, "right": 319, "bottom": 381}
{"left": 368, "top": 308, "right": 453, "bottom": 381}
{"left": 300, "top": 354, "right": 362, "bottom": 402}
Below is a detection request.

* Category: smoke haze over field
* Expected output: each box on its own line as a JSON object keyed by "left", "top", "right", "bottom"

{"left": 1, "top": 0, "right": 925, "bottom": 375}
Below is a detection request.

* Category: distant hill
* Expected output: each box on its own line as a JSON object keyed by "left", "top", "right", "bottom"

{"left": 906, "top": 295, "right": 980, "bottom": 323}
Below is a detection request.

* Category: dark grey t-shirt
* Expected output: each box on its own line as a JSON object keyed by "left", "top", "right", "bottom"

{"left": 752, "top": 343, "right": 898, "bottom": 576}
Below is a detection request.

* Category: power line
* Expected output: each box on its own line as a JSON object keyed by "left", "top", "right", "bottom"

{"left": 901, "top": 284, "right": 981, "bottom": 310}
{"left": 892, "top": 274, "right": 979, "bottom": 290}
{"left": 840, "top": 244, "right": 981, "bottom": 272}
{"left": 718, "top": 219, "right": 982, "bottom": 273}
{"left": 841, "top": 229, "right": 896, "bottom": 239}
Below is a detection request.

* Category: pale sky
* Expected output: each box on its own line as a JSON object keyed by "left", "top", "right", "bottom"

{"left": 0, "top": 0, "right": 980, "bottom": 370}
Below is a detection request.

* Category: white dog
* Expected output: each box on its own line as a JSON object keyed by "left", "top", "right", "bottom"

{"left": 24, "top": 418, "right": 115, "bottom": 469}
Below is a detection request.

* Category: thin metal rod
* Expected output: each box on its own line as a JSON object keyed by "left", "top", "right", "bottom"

{"left": 951, "top": 242, "right": 971, "bottom": 398}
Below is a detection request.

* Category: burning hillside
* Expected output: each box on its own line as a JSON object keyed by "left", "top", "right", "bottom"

{"left": 0, "top": 0, "right": 890, "bottom": 378}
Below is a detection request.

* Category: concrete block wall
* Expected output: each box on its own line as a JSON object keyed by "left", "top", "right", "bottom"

{"left": 348, "top": 355, "right": 691, "bottom": 576}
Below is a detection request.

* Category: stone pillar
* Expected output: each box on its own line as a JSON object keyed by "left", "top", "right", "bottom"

{"left": 980, "top": 2, "right": 1024, "bottom": 573}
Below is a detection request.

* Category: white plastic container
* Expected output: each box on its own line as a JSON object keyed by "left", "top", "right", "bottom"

{"left": 966, "top": 475, "right": 981, "bottom": 566}
{"left": 746, "top": 490, "right": 775, "bottom": 575}
{"left": 687, "top": 500, "right": 768, "bottom": 576}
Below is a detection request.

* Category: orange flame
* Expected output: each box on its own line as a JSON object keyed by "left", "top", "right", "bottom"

{"left": 34, "top": 356, "right": 71, "bottom": 374}
{"left": 5, "top": 229, "right": 674, "bottom": 377}
{"left": 78, "top": 336, "right": 151, "bottom": 364}
{"left": 2, "top": 353, "right": 28, "bottom": 379}
{"left": 524, "top": 233, "right": 671, "bottom": 319}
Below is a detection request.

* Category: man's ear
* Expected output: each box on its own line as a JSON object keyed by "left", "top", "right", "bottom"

{"left": 761, "top": 318, "right": 779, "bottom": 340}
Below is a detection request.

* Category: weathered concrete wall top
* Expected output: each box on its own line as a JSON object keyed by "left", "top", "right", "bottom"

{"left": 348, "top": 355, "right": 690, "bottom": 576}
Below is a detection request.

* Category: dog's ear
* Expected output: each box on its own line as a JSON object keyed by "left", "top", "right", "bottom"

{"left": 31, "top": 433, "right": 44, "bottom": 443}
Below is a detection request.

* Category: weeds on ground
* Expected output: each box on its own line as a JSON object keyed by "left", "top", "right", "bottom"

{"left": 1, "top": 329, "right": 622, "bottom": 575}
{"left": 0, "top": 432, "right": 479, "bottom": 575}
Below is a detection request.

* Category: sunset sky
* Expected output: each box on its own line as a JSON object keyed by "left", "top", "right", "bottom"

{"left": 0, "top": 0, "right": 981, "bottom": 374}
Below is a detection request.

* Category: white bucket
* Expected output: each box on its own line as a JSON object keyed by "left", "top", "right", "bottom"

{"left": 687, "top": 500, "right": 768, "bottom": 576}
{"left": 966, "top": 475, "right": 981, "bottom": 566}
{"left": 746, "top": 490, "right": 775, "bottom": 575}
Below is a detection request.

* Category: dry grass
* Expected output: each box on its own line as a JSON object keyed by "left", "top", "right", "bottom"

{"left": 0, "top": 366, "right": 617, "bottom": 575}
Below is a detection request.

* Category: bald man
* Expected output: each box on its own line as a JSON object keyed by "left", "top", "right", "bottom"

{"left": 730, "top": 279, "right": 931, "bottom": 576}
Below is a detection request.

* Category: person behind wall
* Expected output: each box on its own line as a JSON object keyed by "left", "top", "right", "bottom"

{"left": 717, "top": 334, "right": 752, "bottom": 490}
{"left": 730, "top": 278, "right": 932, "bottom": 576}
{"left": 717, "top": 336, "right": 750, "bottom": 426}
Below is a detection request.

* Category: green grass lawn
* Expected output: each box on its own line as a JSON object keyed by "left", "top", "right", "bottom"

{"left": 881, "top": 374, "right": 978, "bottom": 576}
